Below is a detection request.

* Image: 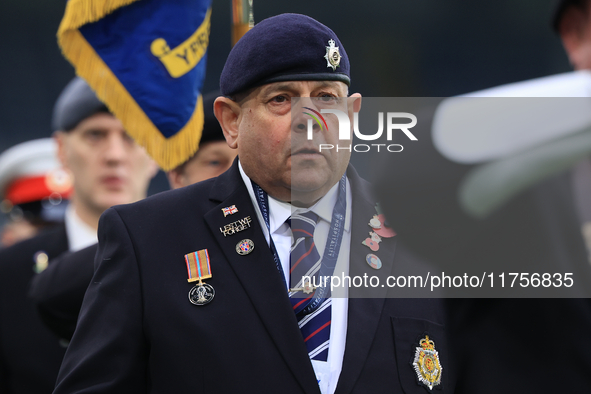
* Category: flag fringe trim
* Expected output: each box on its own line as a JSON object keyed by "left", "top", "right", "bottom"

{"left": 57, "top": 0, "right": 141, "bottom": 36}
{"left": 57, "top": 26, "right": 203, "bottom": 171}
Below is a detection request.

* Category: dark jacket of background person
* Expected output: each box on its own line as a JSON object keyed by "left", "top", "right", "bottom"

{"left": 0, "top": 225, "right": 69, "bottom": 393}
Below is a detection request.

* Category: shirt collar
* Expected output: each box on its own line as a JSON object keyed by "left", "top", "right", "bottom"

{"left": 65, "top": 204, "right": 98, "bottom": 252}
{"left": 238, "top": 160, "right": 351, "bottom": 234}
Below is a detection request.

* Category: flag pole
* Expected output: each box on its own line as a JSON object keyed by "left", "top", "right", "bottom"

{"left": 231, "top": 0, "right": 254, "bottom": 47}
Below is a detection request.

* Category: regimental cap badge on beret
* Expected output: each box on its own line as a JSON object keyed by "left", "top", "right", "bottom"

{"left": 412, "top": 335, "right": 442, "bottom": 390}
{"left": 324, "top": 39, "right": 341, "bottom": 71}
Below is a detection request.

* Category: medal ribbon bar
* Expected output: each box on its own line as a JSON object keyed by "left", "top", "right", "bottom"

{"left": 185, "top": 249, "right": 212, "bottom": 283}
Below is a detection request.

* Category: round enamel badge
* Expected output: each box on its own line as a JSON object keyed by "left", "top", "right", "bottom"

{"left": 236, "top": 239, "right": 255, "bottom": 255}
{"left": 365, "top": 253, "right": 382, "bottom": 270}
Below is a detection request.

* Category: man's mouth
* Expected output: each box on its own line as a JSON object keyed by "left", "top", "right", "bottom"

{"left": 293, "top": 148, "right": 321, "bottom": 155}
{"left": 101, "top": 176, "right": 125, "bottom": 188}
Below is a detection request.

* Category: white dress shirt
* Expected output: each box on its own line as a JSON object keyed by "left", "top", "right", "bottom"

{"left": 239, "top": 161, "right": 351, "bottom": 394}
{"left": 64, "top": 205, "right": 98, "bottom": 252}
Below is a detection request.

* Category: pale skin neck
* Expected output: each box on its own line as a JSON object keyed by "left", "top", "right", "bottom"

{"left": 69, "top": 194, "right": 100, "bottom": 232}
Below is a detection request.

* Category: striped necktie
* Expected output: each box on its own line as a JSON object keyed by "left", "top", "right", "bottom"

{"left": 289, "top": 211, "right": 331, "bottom": 361}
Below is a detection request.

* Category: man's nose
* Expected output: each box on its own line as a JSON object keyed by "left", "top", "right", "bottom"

{"left": 292, "top": 98, "right": 322, "bottom": 135}
{"left": 104, "top": 134, "right": 127, "bottom": 163}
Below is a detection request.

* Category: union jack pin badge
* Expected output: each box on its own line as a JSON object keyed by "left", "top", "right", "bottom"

{"left": 222, "top": 205, "right": 238, "bottom": 217}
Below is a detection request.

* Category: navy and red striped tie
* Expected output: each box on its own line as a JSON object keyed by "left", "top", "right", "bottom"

{"left": 289, "top": 211, "right": 331, "bottom": 361}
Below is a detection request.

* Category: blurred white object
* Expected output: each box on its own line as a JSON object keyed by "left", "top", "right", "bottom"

{"left": 433, "top": 70, "right": 591, "bottom": 164}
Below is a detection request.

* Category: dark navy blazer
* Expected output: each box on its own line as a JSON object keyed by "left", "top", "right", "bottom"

{"left": 54, "top": 161, "right": 453, "bottom": 394}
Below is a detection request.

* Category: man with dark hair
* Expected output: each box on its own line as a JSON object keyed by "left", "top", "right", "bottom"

{"left": 0, "top": 77, "right": 157, "bottom": 393}
{"left": 53, "top": 14, "right": 452, "bottom": 394}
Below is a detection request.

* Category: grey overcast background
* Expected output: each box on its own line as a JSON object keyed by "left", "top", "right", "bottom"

{"left": 0, "top": 0, "right": 570, "bottom": 193}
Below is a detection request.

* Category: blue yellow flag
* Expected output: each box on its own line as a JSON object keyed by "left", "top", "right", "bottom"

{"left": 57, "top": 0, "right": 212, "bottom": 170}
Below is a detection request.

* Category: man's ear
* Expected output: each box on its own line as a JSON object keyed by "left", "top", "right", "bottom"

{"left": 348, "top": 93, "right": 362, "bottom": 119}
{"left": 147, "top": 159, "right": 159, "bottom": 180}
{"left": 558, "top": 5, "right": 587, "bottom": 67}
{"left": 53, "top": 131, "right": 68, "bottom": 168}
{"left": 214, "top": 97, "right": 241, "bottom": 149}
{"left": 166, "top": 168, "right": 186, "bottom": 190}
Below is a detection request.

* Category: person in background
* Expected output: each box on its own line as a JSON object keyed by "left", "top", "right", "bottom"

{"left": 166, "top": 91, "right": 237, "bottom": 188}
{"left": 375, "top": 1, "right": 591, "bottom": 392}
{"left": 0, "top": 138, "right": 72, "bottom": 248}
{"left": 555, "top": 0, "right": 591, "bottom": 70}
{"left": 29, "top": 90, "right": 237, "bottom": 342}
{"left": 0, "top": 76, "right": 157, "bottom": 394}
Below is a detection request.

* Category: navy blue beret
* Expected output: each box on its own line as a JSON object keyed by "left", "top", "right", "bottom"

{"left": 220, "top": 13, "right": 350, "bottom": 96}
{"left": 52, "top": 77, "right": 108, "bottom": 132}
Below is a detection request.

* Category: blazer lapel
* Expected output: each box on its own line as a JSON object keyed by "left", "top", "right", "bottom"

{"left": 335, "top": 167, "right": 397, "bottom": 394}
{"left": 203, "top": 161, "right": 321, "bottom": 394}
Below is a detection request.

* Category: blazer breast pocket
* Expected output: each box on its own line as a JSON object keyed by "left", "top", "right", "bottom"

{"left": 391, "top": 317, "right": 447, "bottom": 393}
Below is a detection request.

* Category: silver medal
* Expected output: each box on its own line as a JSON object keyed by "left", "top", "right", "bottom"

{"left": 188, "top": 283, "right": 215, "bottom": 305}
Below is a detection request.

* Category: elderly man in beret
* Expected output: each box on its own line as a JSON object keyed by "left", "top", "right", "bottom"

{"left": 54, "top": 14, "right": 452, "bottom": 394}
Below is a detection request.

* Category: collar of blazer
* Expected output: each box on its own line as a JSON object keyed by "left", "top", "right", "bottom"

{"left": 203, "top": 159, "right": 320, "bottom": 393}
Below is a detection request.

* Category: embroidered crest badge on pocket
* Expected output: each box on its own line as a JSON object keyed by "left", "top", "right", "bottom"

{"left": 412, "top": 335, "right": 442, "bottom": 390}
